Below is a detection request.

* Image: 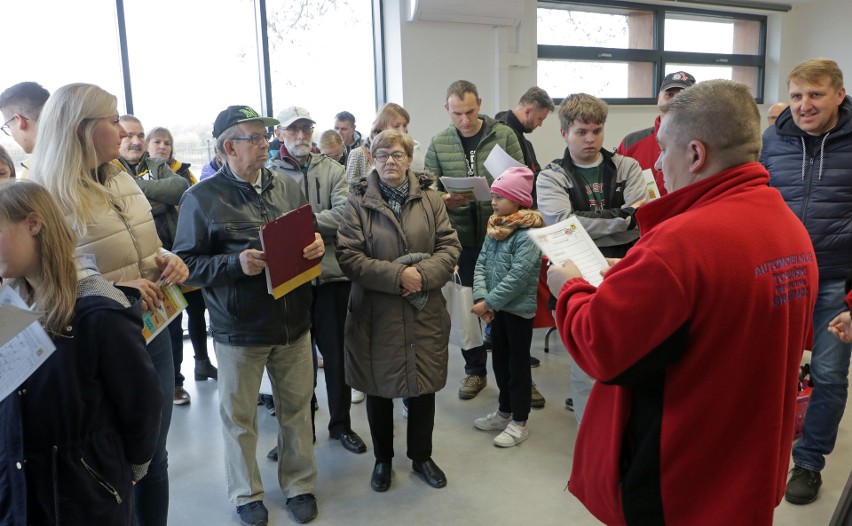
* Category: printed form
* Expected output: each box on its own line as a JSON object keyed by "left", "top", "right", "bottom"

{"left": 527, "top": 216, "right": 609, "bottom": 287}
{"left": 0, "top": 286, "right": 55, "bottom": 402}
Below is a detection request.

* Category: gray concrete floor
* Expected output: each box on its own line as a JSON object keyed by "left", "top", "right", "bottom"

{"left": 166, "top": 329, "right": 851, "bottom": 525}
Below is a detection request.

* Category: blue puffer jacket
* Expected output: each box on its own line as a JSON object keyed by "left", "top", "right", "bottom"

{"left": 473, "top": 227, "right": 541, "bottom": 316}
{"left": 761, "top": 96, "right": 852, "bottom": 280}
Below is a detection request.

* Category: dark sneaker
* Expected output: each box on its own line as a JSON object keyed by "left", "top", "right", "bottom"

{"left": 530, "top": 356, "right": 540, "bottom": 368}
{"left": 286, "top": 493, "right": 318, "bottom": 523}
{"left": 785, "top": 466, "right": 821, "bottom": 504}
{"left": 531, "top": 383, "right": 546, "bottom": 409}
{"left": 267, "top": 446, "right": 278, "bottom": 462}
{"left": 565, "top": 398, "right": 574, "bottom": 412}
{"left": 458, "top": 375, "right": 487, "bottom": 399}
{"left": 236, "top": 501, "right": 268, "bottom": 526}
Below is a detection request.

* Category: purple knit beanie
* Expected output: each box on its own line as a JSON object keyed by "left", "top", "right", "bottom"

{"left": 491, "top": 166, "right": 534, "bottom": 208}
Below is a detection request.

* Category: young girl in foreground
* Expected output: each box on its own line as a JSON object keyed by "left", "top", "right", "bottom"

{"left": 0, "top": 180, "right": 163, "bottom": 524}
{"left": 471, "top": 167, "right": 544, "bottom": 447}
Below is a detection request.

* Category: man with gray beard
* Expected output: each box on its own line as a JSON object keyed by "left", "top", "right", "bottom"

{"left": 268, "top": 106, "right": 367, "bottom": 456}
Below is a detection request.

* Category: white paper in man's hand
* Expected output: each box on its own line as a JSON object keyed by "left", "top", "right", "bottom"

{"left": 484, "top": 144, "right": 524, "bottom": 181}
{"left": 527, "top": 217, "right": 609, "bottom": 287}
{"left": 440, "top": 176, "right": 492, "bottom": 201}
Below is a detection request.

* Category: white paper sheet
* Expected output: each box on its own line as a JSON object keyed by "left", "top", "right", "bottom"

{"left": 527, "top": 216, "right": 609, "bottom": 287}
{"left": 0, "top": 286, "right": 56, "bottom": 402}
{"left": 642, "top": 169, "right": 661, "bottom": 201}
{"left": 483, "top": 144, "right": 524, "bottom": 180}
{"left": 439, "top": 176, "right": 492, "bottom": 202}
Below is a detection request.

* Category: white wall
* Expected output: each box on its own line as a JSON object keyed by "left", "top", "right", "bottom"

{"left": 384, "top": 0, "right": 852, "bottom": 165}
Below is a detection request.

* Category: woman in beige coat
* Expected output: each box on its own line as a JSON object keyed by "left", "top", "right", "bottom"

{"left": 337, "top": 130, "right": 460, "bottom": 493}
{"left": 29, "top": 83, "right": 187, "bottom": 526}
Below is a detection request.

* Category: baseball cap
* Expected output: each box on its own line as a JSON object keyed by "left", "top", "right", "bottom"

{"left": 277, "top": 106, "right": 316, "bottom": 128}
{"left": 212, "top": 105, "right": 279, "bottom": 138}
{"left": 660, "top": 71, "right": 696, "bottom": 92}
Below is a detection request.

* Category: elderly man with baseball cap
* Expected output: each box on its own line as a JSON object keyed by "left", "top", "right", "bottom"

{"left": 172, "top": 105, "right": 324, "bottom": 525}
{"left": 617, "top": 71, "right": 696, "bottom": 196}
{"left": 269, "top": 106, "right": 368, "bottom": 456}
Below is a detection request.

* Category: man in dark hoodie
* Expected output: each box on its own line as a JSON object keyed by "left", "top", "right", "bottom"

{"left": 761, "top": 57, "right": 852, "bottom": 506}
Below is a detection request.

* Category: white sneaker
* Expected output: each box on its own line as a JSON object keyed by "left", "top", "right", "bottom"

{"left": 494, "top": 422, "right": 529, "bottom": 448}
{"left": 474, "top": 411, "right": 511, "bottom": 431}
{"left": 351, "top": 388, "right": 365, "bottom": 404}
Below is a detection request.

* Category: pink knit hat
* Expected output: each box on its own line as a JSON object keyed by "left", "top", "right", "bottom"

{"left": 491, "top": 166, "right": 534, "bottom": 208}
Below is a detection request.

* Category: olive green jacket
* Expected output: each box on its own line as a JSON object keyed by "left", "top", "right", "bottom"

{"left": 425, "top": 115, "right": 523, "bottom": 248}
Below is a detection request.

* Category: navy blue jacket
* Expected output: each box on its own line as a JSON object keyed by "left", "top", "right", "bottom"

{"left": 762, "top": 96, "right": 852, "bottom": 280}
{"left": 20, "top": 278, "right": 163, "bottom": 525}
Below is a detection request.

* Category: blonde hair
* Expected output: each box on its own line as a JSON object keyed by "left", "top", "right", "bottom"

{"left": 146, "top": 126, "right": 175, "bottom": 164}
{"left": 318, "top": 129, "right": 344, "bottom": 151}
{"left": 29, "top": 83, "right": 118, "bottom": 236}
{"left": 371, "top": 103, "right": 410, "bottom": 137}
{"left": 788, "top": 58, "right": 845, "bottom": 92}
{"left": 0, "top": 180, "right": 77, "bottom": 336}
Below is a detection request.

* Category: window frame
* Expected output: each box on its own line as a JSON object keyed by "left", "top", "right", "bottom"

{"left": 537, "top": 0, "right": 767, "bottom": 105}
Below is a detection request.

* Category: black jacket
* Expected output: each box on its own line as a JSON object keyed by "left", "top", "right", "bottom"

{"left": 173, "top": 164, "right": 314, "bottom": 345}
{"left": 20, "top": 278, "right": 163, "bottom": 525}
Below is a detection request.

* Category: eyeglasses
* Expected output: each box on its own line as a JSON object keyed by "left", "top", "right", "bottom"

{"left": 1, "top": 114, "right": 27, "bottom": 136}
{"left": 280, "top": 124, "right": 314, "bottom": 135}
{"left": 231, "top": 133, "right": 271, "bottom": 145}
{"left": 374, "top": 151, "right": 408, "bottom": 164}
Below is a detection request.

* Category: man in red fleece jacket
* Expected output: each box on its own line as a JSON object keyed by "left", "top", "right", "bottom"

{"left": 547, "top": 80, "right": 819, "bottom": 525}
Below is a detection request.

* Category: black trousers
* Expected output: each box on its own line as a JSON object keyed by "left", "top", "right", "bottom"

{"left": 366, "top": 393, "right": 435, "bottom": 463}
{"left": 458, "top": 247, "right": 488, "bottom": 376}
{"left": 491, "top": 311, "right": 534, "bottom": 422}
{"left": 311, "top": 281, "right": 352, "bottom": 435}
{"left": 170, "top": 289, "right": 210, "bottom": 385}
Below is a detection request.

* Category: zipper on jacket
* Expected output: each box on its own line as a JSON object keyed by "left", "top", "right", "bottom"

{"left": 800, "top": 156, "right": 815, "bottom": 223}
{"left": 80, "top": 457, "right": 123, "bottom": 504}
{"left": 52, "top": 445, "right": 61, "bottom": 525}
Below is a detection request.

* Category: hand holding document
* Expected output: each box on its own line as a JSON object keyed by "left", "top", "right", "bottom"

{"left": 0, "top": 286, "right": 56, "bottom": 402}
{"left": 439, "top": 176, "right": 492, "bottom": 202}
{"left": 527, "top": 216, "right": 609, "bottom": 287}
{"left": 484, "top": 144, "right": 524, "bottom": 180}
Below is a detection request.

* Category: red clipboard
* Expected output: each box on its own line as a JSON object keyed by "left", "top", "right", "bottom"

{"left": 259, "top": 204, "right": 321, "bottom": 298}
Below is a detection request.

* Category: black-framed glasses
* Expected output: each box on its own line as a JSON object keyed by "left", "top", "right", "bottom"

{"left": 374, "top": 151, "right": 408, "bottom": 163}
{"left": 231, "top": 133, "right": 271, "bottom": 145}
{"left": 1, "top": 114, "right": 27, "bottom": 136}
{"left": 280, "top": 124, "right": 314, "bottom": 134}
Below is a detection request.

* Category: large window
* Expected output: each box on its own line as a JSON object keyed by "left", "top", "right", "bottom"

{"left": 1, "top": 0, "right": 125, "bottom": 167}
{"left": 123, "top": 0, "right": 262, "bottom": 169}
{"left": 1, "top": 0, "right": 380, "bottom": 171}
{"left": 537, "top": 1, "right": 766, "bottom": 104}
{"left": 266, "top": 0, "right": 377, "bottom": 137}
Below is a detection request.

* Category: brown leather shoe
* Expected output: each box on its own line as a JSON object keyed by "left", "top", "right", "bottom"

{"left": 173, "top": 386, "right": 191, "bottom": 405}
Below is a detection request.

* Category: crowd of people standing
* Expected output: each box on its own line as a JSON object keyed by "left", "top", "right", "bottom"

{"left": 0, "top": 56, "right": 849, "bottom": 525}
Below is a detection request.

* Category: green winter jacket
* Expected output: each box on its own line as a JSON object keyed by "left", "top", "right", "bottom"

{"left": 425, "top": 115, "right": 523, "bottom": 248}
{"left": 472, "top": 228, "right": 541, "bottom": 317}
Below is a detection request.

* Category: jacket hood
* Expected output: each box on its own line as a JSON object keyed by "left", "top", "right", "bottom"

{"left": 350, "top": 170, "right": 435, "bottom": 197}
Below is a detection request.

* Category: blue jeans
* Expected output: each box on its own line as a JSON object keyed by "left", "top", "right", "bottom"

{"left": 793, "top": 279, "right": 852, "bottom": 472}
{"left": 134, "top": 330, "right": 174, "bottom": 526}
